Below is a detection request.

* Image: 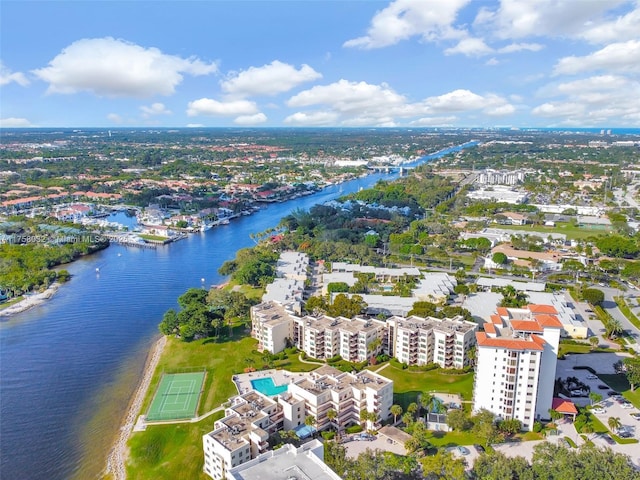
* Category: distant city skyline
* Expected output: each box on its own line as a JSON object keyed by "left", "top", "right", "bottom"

{"left": 1, "top": 0, "right": 639, "bottom": 128}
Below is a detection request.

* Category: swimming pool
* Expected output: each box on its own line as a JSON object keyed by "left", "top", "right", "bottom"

{"left": 250, "top": 377, "right": 288, "bottom": 396}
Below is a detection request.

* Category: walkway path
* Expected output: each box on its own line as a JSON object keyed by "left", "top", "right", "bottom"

{"left": 105, "top": 335, "right": 167, "bottom": 480}
{"left": 298, "top": 353, "right": 324, "bottom": 365}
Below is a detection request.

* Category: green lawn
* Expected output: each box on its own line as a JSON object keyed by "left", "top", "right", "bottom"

{"left": 598, "top": 373, "right": 640, "bottom": 408}
{"left": 379, "top": 364, "right": 474, "bottom": 410}
{"left": 129, "top": 333, "right": 321, "bottom": 479}
{"left": 127, "top": 411, "right": 224, "bottom": 480}
{"left": 425, "top": 430, "right": 483, "bottom": 448}
{"left": 495, "top": 222, "right": 610, "bottom": 240}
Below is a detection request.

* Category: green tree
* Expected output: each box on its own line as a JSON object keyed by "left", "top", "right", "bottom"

{"left": 608, "top": 416, "right": 622, "bottom": 433}
{"left": 589, "top": 336, "right": 599, "bottom": 350}
{"left": 589, "top": 392, "right": 602, "bottom": 406}
{"left": 472, "top": 409, "right": 501, "bottom": 446}
{"left": 583, "top": 288, "right": 605, "bottom": 306}
{"left": 492, "top": 252, "right": 508, "bottom": 265}
{"left": 473, "top": 451, "right": 533, "bottom": 480}
{"left": 326, "top": 409, "right": 338, "bottom": 431}
{"left": 328, "top": 294, "right": 367, "bottom": 317}
{"left": 499, "top": 285, "right": 529, "bottom": 308}
{"left": 623, "top": 357, "right": 640, "bottom": 391}
{"left": 391, "top": 404, "right": 403, "bottom": 424}
{"left": 419, "top": 450, "right": 466, "bottom": 480}
{"left": 446, "top": 409, "right": 470, "bottom": 431}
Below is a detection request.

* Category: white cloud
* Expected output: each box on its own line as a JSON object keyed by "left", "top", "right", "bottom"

{"left": 187, "top": 98, "right": 259, "bottom": 117}
{"left": 580, "top": 2, "right": 640, "bottom": 43}
{"left": 0, "top": 61, "right": 29, "bottom": 86}
{"left": 474, "top": 0, "right": 629, "bottom": 41}
{"left": 343, "top": 0, "right": 470, "bottom": 49}
{"left": 287, "top": 80, "right": 514, "bottom": 125}
{"left": 444, "top": 37, "right": 493, "bottom": 57}
{"left": 554, "top": 40, "right": 640, "bottom": 75}
{"left": 234, "top": 113, "right": 268, "bottom": 125}
{"left": 221, "top": 61, "right": 321, "bottom": 98}
{"left": 186, "top": 123, "right": 204, "bottom": 128}
{"left": 485, "top": 57, "right": 500, "bottom": 66}
{"left": 140, "top": 103, "right": 172, "bottom": 118}
{"left": 0, "top": 117, "right": 32, "bottom": 127}
{"left": 410, "top": 116, "right": 457, "bottom": 126}
{"left": 498, "top": 42, "right": 543, "bottom": 53}
{"left": 107, "top": 113, "right": 123, "bottom": 123}
{"left": 533, "top": 74, "right": 640, "bottom": 125}
{"left": 33, "top": 37, "right": 217, "bottom": 97}
{"left": 288, "top": 79, "right": 407, "bottom": 114}
{"left": 284, "top": 111, "right": 340, "bottom": 126}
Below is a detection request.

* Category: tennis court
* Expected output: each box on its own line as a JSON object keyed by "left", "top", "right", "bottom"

{"left": 146, "top": 372, "right": 206, "bottom": 421}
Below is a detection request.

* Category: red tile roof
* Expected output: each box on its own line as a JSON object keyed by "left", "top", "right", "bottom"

{"left": 491, "top": 315, "right": 503, "bottom": 325}
{"left": 552, "top": 398, "right": 578, "bottom": 414}
{"left": 528, "top": 304, "right": 558, "bottom": 315}
{"left": 510, "top": 320, "right": 543, "bottom": 332}
{"left": 535, "top": 314, "right": 563, "bottom": 328}
{"left": 496, "top": 307, "right": 509, "bottom": 317}
{"left": 484, "top": 323, "right": 496, "bottom": 334}
{"left": 476, "top": 332, "right": 544, "bottom": 351}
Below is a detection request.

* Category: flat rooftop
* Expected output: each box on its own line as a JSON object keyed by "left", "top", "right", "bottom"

{"left": 229, "top": 441, "right": 341, "bottom": 480}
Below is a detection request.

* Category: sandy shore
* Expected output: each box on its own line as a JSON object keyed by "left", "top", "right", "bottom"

{"left": 105, "top": 335, "right": 167, "bottom": 480}
{"left": 0, "top": 283, "right": 61, "bottom": 317}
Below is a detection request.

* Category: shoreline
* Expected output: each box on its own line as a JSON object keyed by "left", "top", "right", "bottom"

{"left": 0, "top": 282, "right": 62, "bottom": 317}
{"left": 105, "top": 334, "right": 167, "bottom": 480}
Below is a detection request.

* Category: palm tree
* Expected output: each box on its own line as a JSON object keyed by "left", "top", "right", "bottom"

{"left": 360, "top": 409, "right": 369, "bottom": 428}
{"left": 608, "top": 416, "right": 622, "bottom": 433}
{"left": 589, "top": 336, "right": 599, "bottom": 350}
{"left": 420, "top": 392, "right": 434, "bottom": 415}
{"left": 326, "top": 409, "right": 337, "bottom": 431}
{"left": 367, "top": 337, "right": 382, "bottom": 363}
{"left": 390, "top": 404, "right": 403, "bottom": 424}
{"left": 367, "top": 411, "right": 378, "bottom": 430}
{"left": 589, "top": 392, "right": 602, "bottom": 406}
{"left": 605, "top": 319, "right": 623, "bottom": 339}
{"left": 305, "top": 415, "right": 316, "bottom": 428}
{"left": 407, "top": 402, "right": 419, "bottom": 418}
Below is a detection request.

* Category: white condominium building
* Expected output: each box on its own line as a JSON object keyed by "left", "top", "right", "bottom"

{"left": 293, "top": 315, "right": 386, "bottom": 362}
{"left": 472, "top": 304, "right": 562, "bottom": 431}
{"left": 251, "top": 300, "right": 478, "bottom": 368}
{"left": 387, "top": 315, "right": 477, "bottom": 369}
{"left": 203, "top": 391, "right": 285, "bottom": 480}
{"left": 251, "top": 301, "right": 297, "bottom": 354}
{"left": 203, "top": 366, "right": 393, "bottom": 480}
{"left": 284, "top": 365, "right": 393, "bottom": 432}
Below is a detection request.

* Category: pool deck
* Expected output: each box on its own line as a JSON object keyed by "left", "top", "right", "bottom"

{"left": 232, "top": 369, "right": 310, "bottom": 396}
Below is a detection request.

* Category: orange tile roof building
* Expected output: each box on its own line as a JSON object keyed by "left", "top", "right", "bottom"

{"left": 473, "top": 305, "right": 562, "bottom": 431}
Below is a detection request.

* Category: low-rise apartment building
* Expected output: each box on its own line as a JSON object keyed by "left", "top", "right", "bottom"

{"left": 387, "top": 315, "right": 477, "bottom": 369}
{"left": 472, "top": 304, "right": 562, "bottom": 431}
{"left": 251, "top": 301, "right": 477, "bottom": 368}
{"left": 203, "top": 366, "right": 392, "bottom": 480}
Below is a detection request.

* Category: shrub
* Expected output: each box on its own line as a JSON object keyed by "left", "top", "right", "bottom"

{"left": 533, "top": 421, "right": 543, "bottom": 433}
{"left": 346, "top": 425, "right": 363, "bottom": 434}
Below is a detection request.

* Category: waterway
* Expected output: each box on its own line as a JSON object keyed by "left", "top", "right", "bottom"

{"left": 0, "top": 142, "right": 474, "bottom": 480}
{"left": 0, "top": 172, "right": 398, "bottom": 480}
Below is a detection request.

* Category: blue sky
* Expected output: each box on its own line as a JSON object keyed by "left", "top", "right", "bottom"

{"left": 1, "top": 0, "right": 639, "bottom": 128}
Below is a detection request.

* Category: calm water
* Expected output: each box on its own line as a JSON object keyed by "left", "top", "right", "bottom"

{"left": 0, "top": 173, "right": 396, "bottom": 480}
{"left": 0, "top": 143, "right": 472, "bottom": 480}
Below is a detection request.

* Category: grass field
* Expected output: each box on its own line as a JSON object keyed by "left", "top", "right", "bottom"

{"left": 146, "top": 372, "right": 206, "bottom": 421}
{"left": 598, "top": 373, "right": 640, "bottom": 408}
{"left": 128, "top": 332, "right": 321, "bottom": 479}
{"left": 495, "top": 222, "right": 610, "bottom": 240}
{"left": 378, "top": 364, "right": 474, "bottom": 410}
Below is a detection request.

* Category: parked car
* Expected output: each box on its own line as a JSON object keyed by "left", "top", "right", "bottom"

{"left": 473, "top": 444, "right": 485, "bottom": 453}
{"left": 587, "top": 374, "right": 598, "bottom": 380}
{"left": 592, "top": 407, "right": 606, "bottom": 414}
{"left": 630, "top": 413, "right": 640, "bottom": 421}
{"left": 619, "top": 431, "right": 633, "bottom": 439}
{"left": 601, "top": 434, "right": 616, "bottom": 445}
{"left": 457, "top": 446, "right": 470, "bottom": 455}
{"left": 621, "top": 402, "right": 634, "bottom": 409}
{"left": 597, "top": 385, "right": 609, "bottom": 390}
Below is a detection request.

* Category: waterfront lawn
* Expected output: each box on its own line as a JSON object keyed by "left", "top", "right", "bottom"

{"left": 598, "top": 373, "right": 640, "bottom": 408}
{"left": 127, "top": 411, "right": 224, "bottom": 480}
{"left": 379, "top": 364, "right": 474, "bottom": 410}
{"left": 140, "top": 335, "right": 262, "bottom": 416}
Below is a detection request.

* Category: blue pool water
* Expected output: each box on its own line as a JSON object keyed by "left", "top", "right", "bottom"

{"left": 250, "top": 377, "right": 288, "bottom": 396}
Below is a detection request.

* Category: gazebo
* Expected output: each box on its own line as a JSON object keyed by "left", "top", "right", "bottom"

{"left": 552, "top": 397, "right": 578, "bottom": 421}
